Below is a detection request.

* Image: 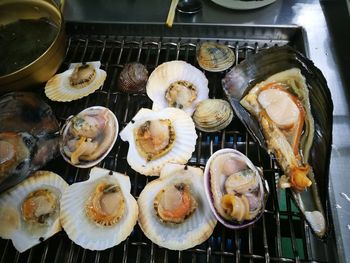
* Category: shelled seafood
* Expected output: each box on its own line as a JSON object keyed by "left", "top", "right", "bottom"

{"left": 138, "top": 163, "right": 216, "bottom": 250}
{"left": 146, "top": 60, "right": 209, "bottom": 115}
{"left": 60, "top": 167, "right": 138, "bottom": 251}
{"left": 118, "top": 62, "right": 149, "bottom": 93}
{"left": 204, "top": 149, "right": 268, "bottom": 228}
{"left": 45, "top": 61, "right": 107, "bottom": 102}
{"left": 0, "top": 171, "right": 68, "bottom": 252}
{"left": 222, "top": 46, "right": 333, "bottom": 238}
{"left": 0, "top": 92, "right": 59, "bottom": 193}
{"left": 60, "top": 106, "right": 118, "bottom": 168}
{"left": 120, "top": 107, "right": 197, "bottom": 176}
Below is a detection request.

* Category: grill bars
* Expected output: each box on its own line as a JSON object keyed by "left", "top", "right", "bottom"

{"left": 0, "top": 34, "right": 333, "bottom": 263}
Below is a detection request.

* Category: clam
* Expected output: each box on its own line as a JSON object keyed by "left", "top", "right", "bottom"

{"left": 60, "top": 106, "right": 118, "bottom": 168}
{"left": 204, "top": 149, "right": 268, "bottom": 229}
{"left": 118, "top": 62, "right": 149, "bottom": 93}
{"left": 193, "top": 99, "right": 233, "bottom": 132}
{"left": 196, "top": 42, "right": 235, "bottom": 72}
{"left": 222, "top": 45, "right": 333, "bottom": 238}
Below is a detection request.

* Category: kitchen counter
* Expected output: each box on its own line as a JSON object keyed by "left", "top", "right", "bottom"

{"left": 62, "top": 0, "right": 350, "bottom": 261}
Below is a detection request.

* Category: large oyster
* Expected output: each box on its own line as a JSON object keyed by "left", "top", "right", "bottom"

{"left": 0, "top": 92, "right": 59, "bottom": 193}
{"left": 222, "top": 46, "right": 333, "bottom": 239}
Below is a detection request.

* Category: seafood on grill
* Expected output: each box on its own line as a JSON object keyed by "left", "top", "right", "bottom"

{"left": 45, "top": 61, "right": 107, "bottom": 102}
{"left": 60, "top": 106, "right": 118, "bottom": 168}
{"left": 196, "top": 42, "right": 235, "bottom": 72}
{"left": 192, "top": 99, "right": 234, "bottom": 132}
{"left": 222, "top": 46, "right": 333, "bottom": 238}
{"left": 120, "top": 107, "right": 197, "bottom": 176}
{"left": 0, "top": 171, "right": 68, "bottom": 253}
{"left": 146, "top": 61, "right": 209, "bottom": 115}
{"left": 118, "top": 62, "right": 149, "bottom": 93}
{"left": 138, "top": 163, "right": 216, "bottom": 250}
{"left": 204, "top": 149, "right": 268, "bottom": 228}
{"left": 0, "top": 92, "right": 60, "bottom": 193}
{"left": 60, "top": 167, "right": 138, "bottom": 250}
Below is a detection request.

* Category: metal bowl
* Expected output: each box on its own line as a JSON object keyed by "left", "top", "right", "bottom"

{"left": 0, "top": 0, "right": 66, "bottom": 94}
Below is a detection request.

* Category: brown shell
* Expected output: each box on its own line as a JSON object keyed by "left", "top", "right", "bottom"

{"left": 118, "top": 62, "right": 149, "bottom": 93}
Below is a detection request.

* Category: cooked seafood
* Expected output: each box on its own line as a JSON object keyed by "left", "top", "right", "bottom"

{"left": 0, "top": 171, "right": 68, "bottom": 253}
{"left": 196, "top": 42, "right": 235, "bottom": 72}
{"left": 118, "top": 62, "right": 149, "bottom": 93}
{"left": 204, "top": 149, "right": 268, "bottom": 228}
{"left": 192, "top": 99, "right": 233, "bottom": 132}
{"left": 138, "top": 163, "right": 216, "bottom": 250}
{"left": 222, "top": 46, "right": 333, "bottom": 238}
{"left": 146, "top": 61, "right": 209, "bottom": 115}
{"left": 0, "top": 92, "right": 59, "bottom": 193}
{"left": 45, "top": 61, "right": 107, "bottom": 102}
{"left": 60, "top": 106, "right": 118, "bottom": 168}
{"left": 120, "top": 107, "right": 197, "bottom": 176}
{"left": 60, "top": 167, "right": 138, "bottom": 251}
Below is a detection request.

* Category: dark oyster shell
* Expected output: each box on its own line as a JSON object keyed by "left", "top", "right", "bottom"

{"left": 118, "top": 62, "right": 149, "bottom": 93}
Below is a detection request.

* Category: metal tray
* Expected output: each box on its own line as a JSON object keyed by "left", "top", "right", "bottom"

{"left": 0, "top": 23, "right": 339, "bottom": 263}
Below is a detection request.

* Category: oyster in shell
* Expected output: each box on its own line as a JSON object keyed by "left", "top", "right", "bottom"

{"left": 146, "top": 61, "right": 209, "bottom": 115}
{"left": 0, "top": 171, "right": 68, "bottom": 252}
{"left": 138, "top": 163, "right": 216, "bottom": 250}
{"left": 60, "top": 167, "right": 138, "bottom": 250}
{"left": 118, "top": 62, "right": 149, "bottom": 93}
{"left": 222, "top": 46, "right": 333, "bottom": 238}
{"left": 60, "top": 106, "right": 118, "bottom": 168}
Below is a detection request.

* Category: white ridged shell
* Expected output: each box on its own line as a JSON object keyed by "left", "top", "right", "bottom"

{"left": 0, "top": 171, "right": 68, "bottom": 253}
{"left": 146, "top": 61, "right": 209, "bottom": 115}
{"left": 60, "top": 167, "right": 138, "bottom": 251}
{"left": 138, "top": 163, "right": 216, "bottom": 250}
{"left": 119, "top": 108, "right": 197, "bottom": 176}
{"left": 45, "top": 61, "right": 106, "bottom": 102}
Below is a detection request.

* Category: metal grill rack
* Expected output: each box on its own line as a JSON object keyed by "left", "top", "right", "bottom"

{"left": 0, "top": 24, "right": 338, "bottom": 263}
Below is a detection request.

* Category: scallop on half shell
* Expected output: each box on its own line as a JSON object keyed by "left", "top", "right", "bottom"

{"left": 138, "top": 163, "right": 217, "bottom": 250}
{"left": 146, "top": 61, "right": 209, "bottom": 115}
{"left": 204, "top": 149, "right": 268, "bottom": 229}
{"left": 0, "top": 171, "right": 68, "bottom": 253}
{"left": 120, "top": 107, "right": 197, "bottom": 176}
{"left": 60, "top": 106, "right": 118, "bottom": 168}
{"left": 45, "top": 61, "right": 107, "bottom": 102}
{"left": 60, "top": 167, "right": 138, "bottom": 251}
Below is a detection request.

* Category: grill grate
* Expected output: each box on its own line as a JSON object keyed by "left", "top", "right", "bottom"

{"left": 0, "top": 30, "right": 335, "bottom": 263}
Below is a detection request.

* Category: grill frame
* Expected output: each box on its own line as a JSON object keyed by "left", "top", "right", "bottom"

{"left": 0, "top": 23, "right": 338, "bottom": 263}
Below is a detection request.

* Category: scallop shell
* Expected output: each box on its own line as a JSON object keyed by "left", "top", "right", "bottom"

{"left": 138, "top": 163, "right": 217, "bottom": 250}
{"left": 60, "top": 167, "right": 138, "bottom": 251}
{"left": 193, "top": 99, "right": 234, "bottom": 132}
{"left": 118, "top": 62, "right": 149, "bottom": 93}
{"left": 146, "top": 61, "right": 209, "bottom": 115}
{"left": 0, "top": 171, "right": 68, "bottom": 253}
{"left": 60, "top": 106, "right": 119, "bottom": 168}
{"left": 196, "top": 42, "right": 235, "bottom": 72}
{"left": 120, "top": 107, "right": 197, "bottom": 176}
{"left": 45, "top": 61, "right": 107, "bottom": 102}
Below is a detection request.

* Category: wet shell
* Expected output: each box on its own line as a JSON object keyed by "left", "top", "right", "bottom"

{"left": 120, "top": 108, "right": 197, "bottom": 176}
{"left": 138, "top": 163, "right": 216, "bottom": 250}
{"left": 196, "top": 42, "right": 235, "bottom": 72}
{"left": 60, "top": 106, "right": 118, "bottom": 168}
{"left": 193, "top": 99, "right": 234, "bottom": 132}
{"left": 146, "top": 61, "right": 209, "bottom": 115}
{"left": 45, "top": 61, "right": 107, "bottom": 102}
{"left": 0, "top": 171, "right": 68, "bottom": 253}
{"left": 118, "top": 62, "right": 149, "bottom": 93}
{"left": 60, "top": 167, "right": 138, "bottom": 251}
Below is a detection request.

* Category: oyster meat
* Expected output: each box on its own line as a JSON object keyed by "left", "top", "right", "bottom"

{"left": 138, "top": 163, "right": 216, "bottom": 250}
{"left": 118, "top": 62, "right": 149, "bottom": 93}
{"left": 222, "top": 46, "right": 333, "bottom": 238}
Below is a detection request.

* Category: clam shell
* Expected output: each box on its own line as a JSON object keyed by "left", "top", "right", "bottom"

{"left": 138, "top": 163, "right": 217, "bottom": 250}
{"left": 118, "top": 62, "right": 148, "bottom": 93}
{"left": 146, "top": 60, "right": 209, "bottom": 115}
{"left": 0, "top": 171, "right": 68, "bottom": 253}
{"left": 60, "top": 167, "right": 138, "bottom": 251}
{"left": 196, "top": 42, "right": 235, "bottom": 72}
{"left": 222, "top": 46, "right": 333, "bottom": 238}
{"left": 45, "top": 61, "right": 106, "bottom": 102}
{"left": 119, "top": 108, "right": 197, "bottom": 176}
{"left": 193, "top": 99, "right": 233, "bottom": 132}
